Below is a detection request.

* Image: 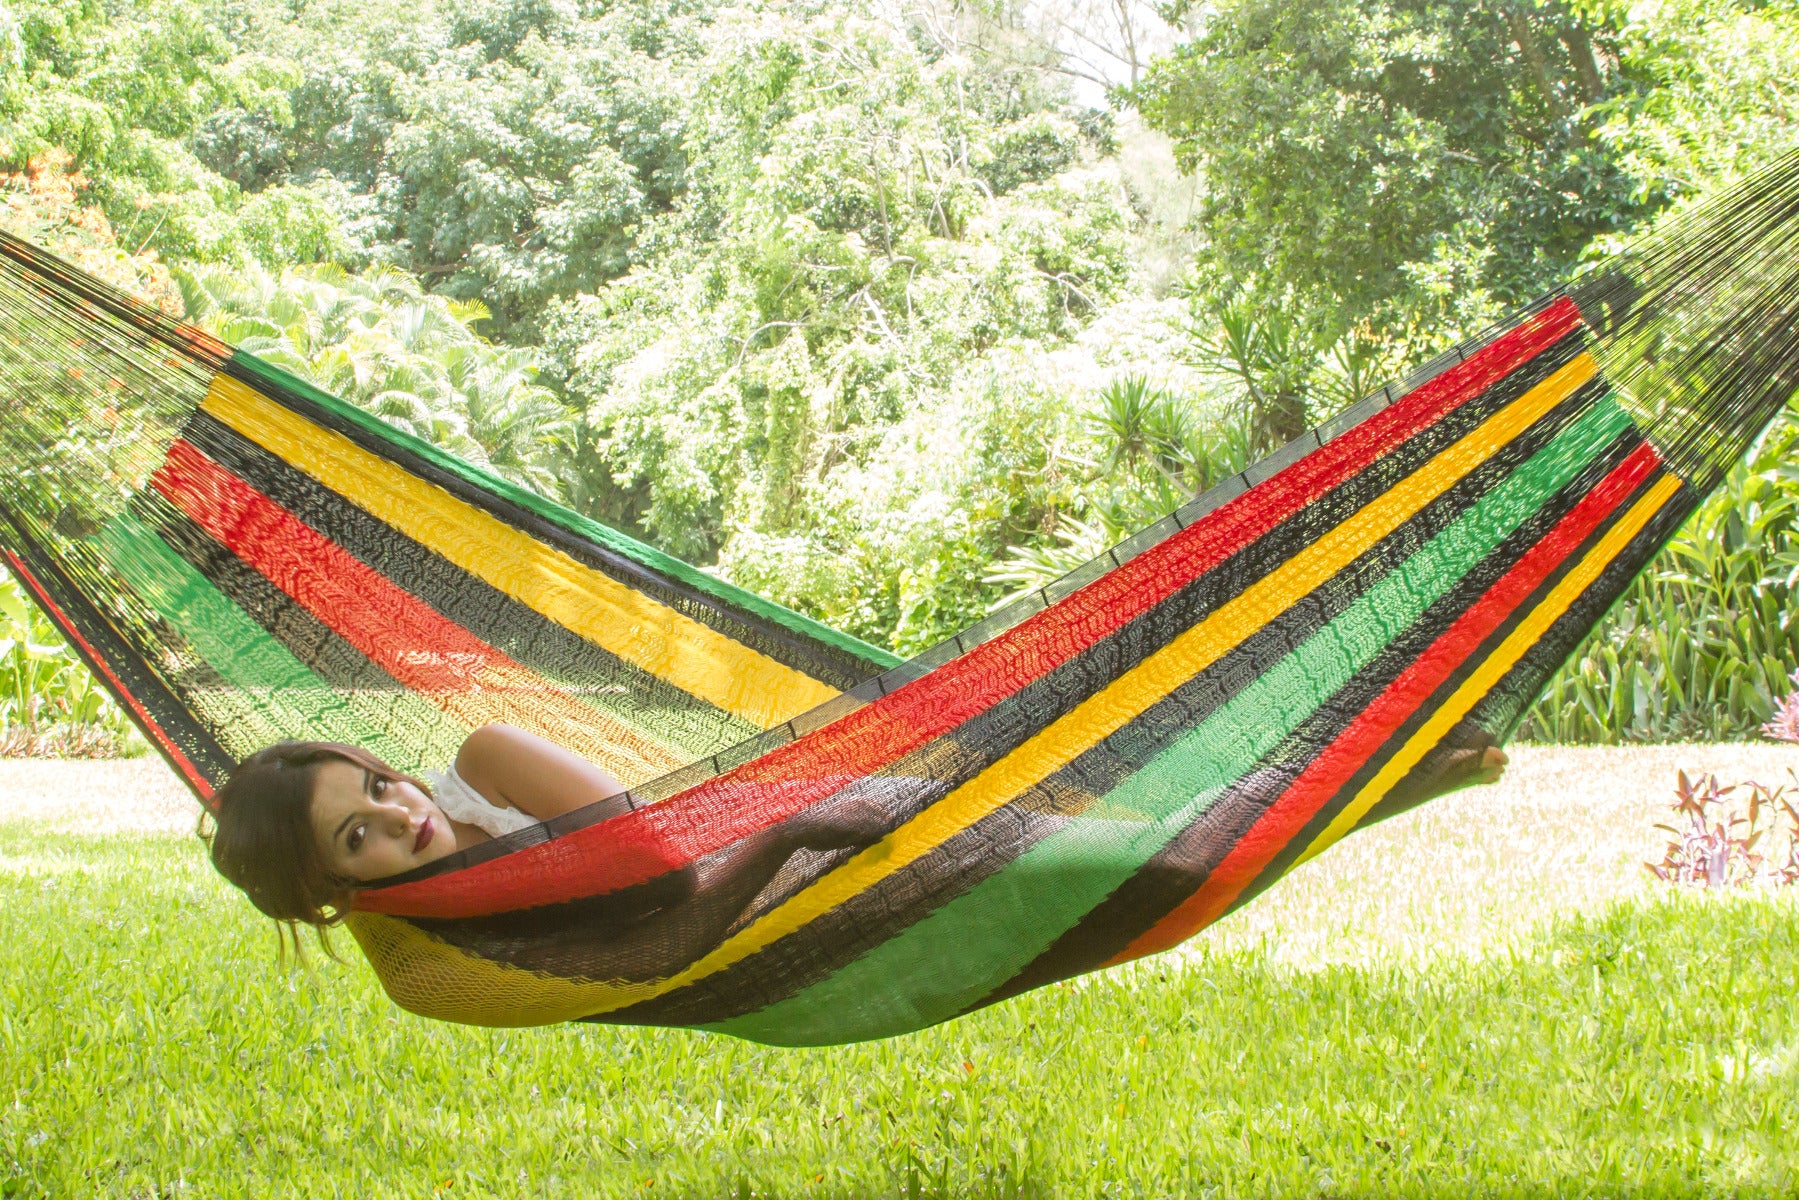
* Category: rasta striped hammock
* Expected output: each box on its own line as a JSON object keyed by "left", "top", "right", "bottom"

{"left": 4, "top": 154, "right": 1798, "bottom": 1045}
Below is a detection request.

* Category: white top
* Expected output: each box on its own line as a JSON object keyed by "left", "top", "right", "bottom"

{"left": 419, "top": 763, "right": 542, "bottom": 838}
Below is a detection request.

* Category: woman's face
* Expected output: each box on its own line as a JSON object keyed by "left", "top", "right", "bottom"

{"left": 309, "top": 760, "right": 458, "bottom": 882}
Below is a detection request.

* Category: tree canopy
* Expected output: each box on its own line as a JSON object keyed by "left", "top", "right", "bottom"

{"left": 0, "top": 0, "right": 1796, "bottom": 736}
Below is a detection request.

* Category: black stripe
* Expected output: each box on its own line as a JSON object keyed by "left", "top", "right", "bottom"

{"left": 601, "top": 367, "right": 1612, "bottom": 1026}
{"left": 221, "top": 357, "right": 887, "bottom": 689}
{"left": 179, "top": 412, "right": 761, "bottom": 758}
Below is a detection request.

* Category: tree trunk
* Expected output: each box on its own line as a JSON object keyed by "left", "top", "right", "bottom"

{"left": 1505, "top": 9, "right": 1569, "bottom": 120}
{"left": 1262, "top": 387, "right": 1310, "bottom": 452}
{"left": 1559, "top": 24, "right": 1606, "bottom": 104}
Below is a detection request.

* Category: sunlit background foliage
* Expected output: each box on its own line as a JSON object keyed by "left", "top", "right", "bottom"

{"left": 1, "top": 0, "right": 1797, "bottom": 750}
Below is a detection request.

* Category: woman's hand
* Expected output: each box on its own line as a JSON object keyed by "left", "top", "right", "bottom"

{"left": 786, "top": 797, "right": 892, "bottom": 852}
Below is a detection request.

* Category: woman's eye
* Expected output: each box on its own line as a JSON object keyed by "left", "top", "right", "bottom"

{"left": 371, "top": 778, "right": 388, "bottom": 798}
{"left": 347, "top": 825, "right": 365, "bottom": 853}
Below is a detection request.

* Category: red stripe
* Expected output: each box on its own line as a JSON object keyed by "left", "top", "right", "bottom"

{"left": 151, "top": 438, "right": 503, "bottom": 694}
{"left": 1113, "top": 440, "right": 1662, "bottom": 960}
{"left": 359, "top": 299, "right": 1586, "bottom": 918}
{"left": 2, "top": 547, "right": 212, "bottom": 800}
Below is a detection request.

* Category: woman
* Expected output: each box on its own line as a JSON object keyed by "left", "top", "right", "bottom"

{"left": 208, "top": 721, "right": 1507, "bottom": 968}
{"left": 203, "top": 723, "right": 889, "bottom": 967}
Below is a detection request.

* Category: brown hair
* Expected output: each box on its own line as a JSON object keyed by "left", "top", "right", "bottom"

{"left": 200, "top": 741, "right": 432, "bottom": 936}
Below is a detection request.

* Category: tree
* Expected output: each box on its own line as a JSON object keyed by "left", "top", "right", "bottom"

{"left": 1134, "top": 0, "right": 1648, "bottom": 438}
{"left": 541, "top": 2, "right": 1143, "bottom": 647}
{"left": 184, "top": 0, "right": 707, "bottom": 337}
{"left": 1139, "top": 0, "right": 1643, "bottom": 322}
{"left": 1583, "top": 0, "right": 1799, "bottom": 204}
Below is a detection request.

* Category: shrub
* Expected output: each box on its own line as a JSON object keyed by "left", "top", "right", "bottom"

{"left": 1518, "top": 405, "right": 1799, "bottom": 743}
{"left": 0, "top": 565, "right": 143, "bottom": 758}
{"left": 1646, "top": 771, "right": 1799, "bottom": 889}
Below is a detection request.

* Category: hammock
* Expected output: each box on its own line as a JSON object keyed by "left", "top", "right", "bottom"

{"left": 3, "top": 153, "right": 1797, "bottom": 1045}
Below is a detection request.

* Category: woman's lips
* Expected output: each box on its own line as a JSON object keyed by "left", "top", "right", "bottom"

{"left": 413, "top": 817, "right": 433, "bottom": 854}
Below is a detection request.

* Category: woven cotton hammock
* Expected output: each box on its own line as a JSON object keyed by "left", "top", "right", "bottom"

{"left": 3, "top": 152, "right": 1798, "bottom": 1045}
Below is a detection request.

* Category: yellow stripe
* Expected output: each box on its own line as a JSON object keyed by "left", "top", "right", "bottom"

{"left": 1290, "top": 472, "right": 1682, "bottom": 867}
{"left": 356, "top": 460, "right": 1668, "bottom": 1030}
{"left": 387, "top": 350, "right": 1601, "bottom": 1023}
{"left": 200, "top": 374, "right": 839, "bottom": 728}
{"left": 348, "top": 913, "right": 606, "bottom": 1026}
{"left": 615, "top": 353, "right": 1599, "bottom": 998}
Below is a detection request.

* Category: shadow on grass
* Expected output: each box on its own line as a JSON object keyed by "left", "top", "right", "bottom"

{"left": 1, "top": 824, "right": 1795, "bottom": 1198}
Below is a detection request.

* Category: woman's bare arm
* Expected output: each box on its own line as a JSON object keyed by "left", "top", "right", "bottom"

{"left": 453, "top": 723, "right": 626, "bottom": 821}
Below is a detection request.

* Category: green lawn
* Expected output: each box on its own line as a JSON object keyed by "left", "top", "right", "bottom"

{"left": 2, "top": 814, "right": 1796, "bottom": 1198}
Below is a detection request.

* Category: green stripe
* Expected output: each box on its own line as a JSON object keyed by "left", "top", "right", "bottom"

{"left": 709, "top": 394, "right": 1633, "bottom": 1045}
{"left": 95, "top": 513, "right": 466, "bottom": 771}
{"left": 226, "top": 351, "right": 904, "bottom": 674}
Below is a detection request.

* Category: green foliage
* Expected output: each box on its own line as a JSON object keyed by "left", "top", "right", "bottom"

{"left": 1138, "top": 0, "right": 1642, "bottom": 324}
{"left": 180, "top": 0, "right": 706, "bottom": 334}
{"left": 0, "top": 0, "right": 326, "bottom": 266}
{"left": 1586, "top": 0, "right": 1799, "bottom": 206}
{"left": 1520, "top": 407, "right": 1799, "bottom": 743}
{"left": 1088, "top": 374, "right": 1248, "bottom": 497}
{"left": 1185, "top": 293, "right": 1416, "bottom": 454}
{"left": 180, "top": 260, "right": 575, "bottom": 496}
{"left": 4, "top": 821, "right": 1799, "bottom": 1193}
{"left": 716, "top": 356, "right": 1101, "bottom": 653}
{"left": 986, "top": 372, "right": 1250, "bottom": 604}
{"left": 544, "top": 5, "right": 1143, "bottom": 649}
{"left": 1133, "top": 0, "right": 1647, "bottom": 443}
{"left": 338, "top": 4, "right": 695, "bottom": 333}
{"left": 0, "top": 567, "right": 141, "bottom": 757}
{"left": 0, "top": 0, "right": 702, "bottom": 303}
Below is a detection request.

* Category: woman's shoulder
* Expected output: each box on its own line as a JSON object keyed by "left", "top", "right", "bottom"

{"left": 425, "top": 762, "right": 540, "bottom": 837}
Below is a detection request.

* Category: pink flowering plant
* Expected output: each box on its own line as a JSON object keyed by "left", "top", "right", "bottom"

{"left": 1647, "top": 770, "right": 1799, "bottom": 888}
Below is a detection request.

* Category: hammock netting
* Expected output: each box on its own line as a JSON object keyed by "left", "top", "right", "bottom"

{"left": 4, "top": 153, "right": 1798, "bottom": 1045}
